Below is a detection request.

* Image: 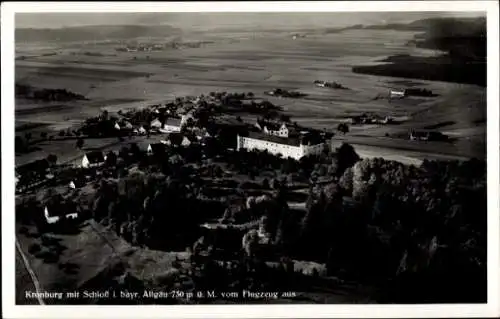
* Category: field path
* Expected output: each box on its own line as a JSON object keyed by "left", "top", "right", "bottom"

{"left": 16, "top": 238, "right": 45, "bottom": 305}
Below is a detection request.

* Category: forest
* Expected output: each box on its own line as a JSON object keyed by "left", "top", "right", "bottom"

{"left": 84, "top": 141, "right": 486, "bottom": 303}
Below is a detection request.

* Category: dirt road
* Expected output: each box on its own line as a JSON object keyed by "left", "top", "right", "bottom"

{"left": 15, "top": 241, "right": 43, "bottom": 305}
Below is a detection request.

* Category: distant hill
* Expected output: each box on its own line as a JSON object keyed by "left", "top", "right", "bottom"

{"left": 350, "top": 17, "right": 486, "bottom": 86}
{"left": 383, "top": 17, "right": 486, "bottom": 59}
{"left": 329, "top": 17, "right": 486, "bottom": 35}
{"left": 329, "top": 17, "right": 486, "bottom": 60}
{"left": 15, "top": 24, "right": 182, "bottom": 43}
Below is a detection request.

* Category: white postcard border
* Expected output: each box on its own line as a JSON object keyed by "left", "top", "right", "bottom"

{"left": 2, "top": 2, "right": 499, "bottom": 318}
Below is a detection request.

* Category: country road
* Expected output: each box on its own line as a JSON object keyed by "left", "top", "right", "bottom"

{"left": 15, "top": 240, "right": 43, "bottom": 305}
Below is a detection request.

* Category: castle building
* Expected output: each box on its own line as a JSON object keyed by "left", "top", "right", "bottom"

{"left": 236, "top": 131, "right": 325, "bottom": 160}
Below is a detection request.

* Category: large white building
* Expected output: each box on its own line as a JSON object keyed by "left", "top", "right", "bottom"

{"left": 236, "top": 131, "right": 326, "bottom": 160}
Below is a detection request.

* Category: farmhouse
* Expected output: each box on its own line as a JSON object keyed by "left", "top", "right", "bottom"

{"left": 162, "top": 133, "right": 196, "bottom": 147}
{"left": 123, "top": 121, "right": 133, "bottom": 129}
{"left": 193, "top": 127, "right": 212, "bottom": 141}
{"left": 256, "top": 121, "right": 290, "bottom": 138}
{"left": 160, "top": 117, "right": 182, "bottom": 133}
{"left": 351, "top": 114, "right": 394, "bottom": 125}
{"left": 150, "top": 118, "right": 163, "bottom": 129}
{"left": 237, "top": 131, "right": 326, "bottom": 160}
{"left": 409, "top": 130, "right": 429, "bottom": 141}
{"left": 114, "top": 120, "right": 133, "bottom": 131}
{"left": 390, "top": 89, "right": 406, "bottom": 99}
{"left": 409, "top": 130, "right": 448, "bottom": 141}
{"left": 44, "top": 200, "right": 78, "bottom": 225}
{"left": 81, "top": 151, "right": 105, "bottom": 168}
{"left": 266, "top": 123, "right": 289, "bottom": 137}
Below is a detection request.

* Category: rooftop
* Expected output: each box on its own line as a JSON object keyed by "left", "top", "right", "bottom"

{"left": 244, "top": 131, "right": 324, "bottom": 147}
{"left": 165, "top": 117, "right": 182, "bottom": 127}
{"left": 256, "top": 120, "right": 289, "bottom": 132}
{"left": 45, "top": 198, "right": 77, "bottom": 217}
{"left": 84, "top": 151, "right": 105, "bottom": 164}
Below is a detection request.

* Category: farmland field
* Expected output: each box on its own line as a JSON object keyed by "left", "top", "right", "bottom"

{"left": 10, "top": 10, "right": 492, "bottom": 311}
{"left": 15, "top": 28, "right": 486, "bottom": 166}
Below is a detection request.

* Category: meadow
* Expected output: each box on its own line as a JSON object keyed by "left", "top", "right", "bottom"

{"left": 15, "top": 28, "right": 486, "bottom": 168}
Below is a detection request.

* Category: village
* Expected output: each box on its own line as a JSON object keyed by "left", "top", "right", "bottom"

{"left": 15, "top": 91, "right": 352, "bottom": 300}
{"left": 16, "top": 85, "right": 464, "bottom": 304}
{"left": 15, "top": 87, "right": 451, "bottom": 236}
{"left": 11, "top": 11, "right": 489, "bottom": 308}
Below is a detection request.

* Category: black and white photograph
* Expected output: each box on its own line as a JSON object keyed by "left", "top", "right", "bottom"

{"left": 2, "top": 1, "right": 499, "bottom": 318}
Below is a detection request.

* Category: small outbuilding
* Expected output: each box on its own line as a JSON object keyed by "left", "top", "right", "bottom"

{"left": 81, "top": 151, "right": 105, "bottom": 168}
{"left": 44, "top": 200, "right": 78, "bottom": 224}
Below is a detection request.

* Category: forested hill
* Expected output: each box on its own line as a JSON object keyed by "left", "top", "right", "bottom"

{"left": 365, "top": 17, "right": 485, "bottom": 34}
{"left": 15, "top": 24, "right": 182, "bottom": 43}
{"left": 329, "top": 17, "right": 486, "bottom": 60}
{"left": 406, "top": 17, "right": 486, "bottom": 60}
{"left": 351, "top": 17, "right": 486, "bottom": 86}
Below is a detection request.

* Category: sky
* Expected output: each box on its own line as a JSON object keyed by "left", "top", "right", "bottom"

{"left": 15, "top": 12, "right": 485, "bottom": 31}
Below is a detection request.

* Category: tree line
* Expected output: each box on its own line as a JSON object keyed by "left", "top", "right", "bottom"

{"left": 15, "top": 83, "right": 86, "bottom": 101}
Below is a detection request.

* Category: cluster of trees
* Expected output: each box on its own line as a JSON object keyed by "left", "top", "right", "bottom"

{"left": 92, "top": 170, "right": 224, "bottom": 251}
{"left": 190, "top": 253, "right": 300, "bottom": 296}
{"left": 265, "top": 88, "right": 307, "bottom": 98}
{"left": 15, "top": 83, "right": 86, "bottom": 101}
{"left": 15, "top": 135, "right": 30, "bottom": 153}
{"left": 190, "top": 229, "right": 329, "bottom": 297}
{"left": 314, "top": 80, "right": 349, "bottom": 90}
{"left": 79, "top": 111, "right": 120, "bottom": 137}
{"left": 405, "top": 88, "right": 437, "bottom": 97}
{"left": 207, "top": 91, "right": 254, "bottom": 100}
{"left": 212, "top": 92, "right": 282, "bottom": 118}
{"left": 16, "top": 131, "right": 57, "bottom": 153}
{"left": 337, "top": 123, "right": 349, "bottom": 134}
{"left": 224, "top": 149, "right": 296, "bottom": 175}
{"left": 221, "top": 143, "right": 357, "bottom": 185}
{"left": 15, "top": 159, "right": 51, "bottom": 190}
{"left": 272, "top": 152, "right": 486, "bottom": 303}
{"left": 214, "top": 141, "right": 485, "bottom": 303}
{"left": 218, "top": 92, "right": 253, "bottom": 101}
{"left": 120, "top": 108, "right": 155, "bottom": 127}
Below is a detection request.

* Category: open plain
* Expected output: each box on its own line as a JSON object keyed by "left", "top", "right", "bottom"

{"left": 16, "top": 28, "right": 486, "bottom": 167}
{"left": 13, "top": 14, "right": 488, "bottom": 306}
